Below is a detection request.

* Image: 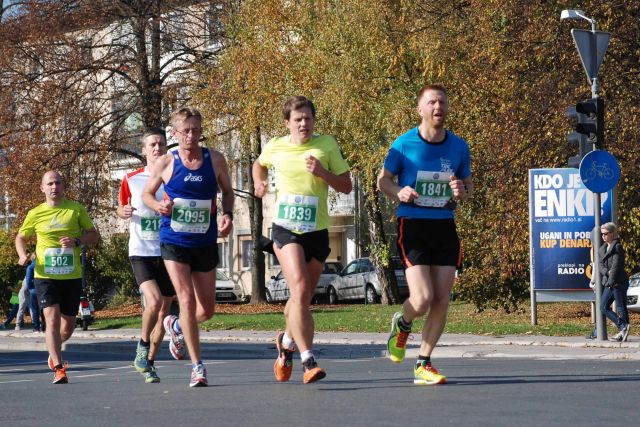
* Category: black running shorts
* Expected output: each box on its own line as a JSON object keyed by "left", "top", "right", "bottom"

{"left": 35, "top": 278, "right": 83, "bottom": 317}
{"left": 271, "top": 224, "right": 331, "bottom": 263}
{"left": 396, "top": 218, "right": 461, "bottom": 268}
{"left": 130, "top": 256, "right": 176, "bottom": 297}
{"left": 160, "top": 242, "right": 219, "bottom": 272}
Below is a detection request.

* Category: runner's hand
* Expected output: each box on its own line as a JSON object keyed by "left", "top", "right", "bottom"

{"left": 254, "top": 180, "right": 268, "bottom": 198}
{"left": 305, "top": 154, "right": 326, "bottom": 177}
{"left": 450, "top": 175, "right": 466, "bottom": 201}
{"left": 121, "top": 197, "right": 136, "bottom": 218}
{"left": 219, "top": 214, "right": 233, "bottom": 238}
{"left": 59, "top": 236, "right": 75, "bottom": 248}
{"left": 157, "top": 199, "right": 173, "bottom": 216}
{"left": 18, "top": 254, "right": 30, "bottom": 266}
{"left": 397, "top": 186, "right": 419, "bottom": 203}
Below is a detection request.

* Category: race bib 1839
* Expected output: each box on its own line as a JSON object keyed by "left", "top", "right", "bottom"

{"left": 274, "top": 194, "right": 319, "bottom": 233}
{"left": 170, "top": 198, "right": 211, "bottom": 234}
{"left": 415, "top": 171, "right": 453, "bottom": 208}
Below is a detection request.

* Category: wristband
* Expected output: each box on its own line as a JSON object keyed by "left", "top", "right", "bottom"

{"left": 223, "top": 211, "right": 233, "bottom": 221}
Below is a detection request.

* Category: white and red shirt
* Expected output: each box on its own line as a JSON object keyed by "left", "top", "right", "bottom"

{"left": 119, "top": 167, "right": 164, "bottom": 257}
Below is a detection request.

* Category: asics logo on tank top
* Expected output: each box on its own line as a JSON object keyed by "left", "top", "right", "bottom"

{"left": 184, "top": 173, "right": 203, "bottom": 182}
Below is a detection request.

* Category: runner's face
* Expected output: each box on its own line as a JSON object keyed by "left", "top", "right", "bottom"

{"left": 285, "top": 107, "right": 315, "bottom": 143}
{"left": 40, "top": 172, "right": 65, "bottom": 200}
{"left": 418, "top": 90, "right": 448, "bottom": 128}
{"left": 172, "top": 116, "right": 202, "bottom": 148}
{"left": 142, "top": 134, "right": 167, "bottom": 164}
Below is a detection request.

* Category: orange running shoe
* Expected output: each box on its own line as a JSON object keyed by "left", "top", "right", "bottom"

{"left": 274, "top": 332, "right": 294, "bottom": 382}
{"left": 52, "top": 362, "right": 69, "bottom": 384}
{"left": 302, "top": 358, "right": 326, "bottom": 384}
{"left": 48, "top": 355, "right": 67, "bottom": 371}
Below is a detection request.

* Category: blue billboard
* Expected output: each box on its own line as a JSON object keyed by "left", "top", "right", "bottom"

{"left": 529, "top": 168, "right": 613, "bottom": 290}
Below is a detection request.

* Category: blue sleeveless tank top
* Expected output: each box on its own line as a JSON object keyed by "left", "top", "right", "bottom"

{"left": 160, "top": 148, "right": 219, "bottom": 247}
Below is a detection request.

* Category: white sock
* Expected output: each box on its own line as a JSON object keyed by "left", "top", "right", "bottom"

{"left": 282, "top": 332, "right": 295, "bottom": 350}
{"left": 300, "top": 350, "right": 314, "bottom": 363}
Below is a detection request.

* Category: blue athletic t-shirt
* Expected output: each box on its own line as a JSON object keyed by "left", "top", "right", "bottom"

{"left": 383, "top": 127, "right": 471, "bottom": 219}
{"left": 160, "top": 148, "right": 219, "bottom": 247}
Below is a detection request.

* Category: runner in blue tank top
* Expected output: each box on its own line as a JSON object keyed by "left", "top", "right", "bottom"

{"left": 142, "top": 107, "right": 234, "bottom": 387}
{"left": 378, "top": 84, "right": 473, "bottom": 386}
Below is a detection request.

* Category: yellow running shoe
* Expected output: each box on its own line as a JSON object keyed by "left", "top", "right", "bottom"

{"left": 414, "top": 361, "right": 447, "bottom": 385}
{"left": 387, "top": 312, "right": 410, "bottom": 363}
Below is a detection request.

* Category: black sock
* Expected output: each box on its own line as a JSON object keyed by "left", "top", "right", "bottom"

{"left": 54, "top": 364, "right": 63, "bottom": 370}
{"left": 148, "top": 359, "right": 155, "bottom": 367}
{"left": 398, "top": 316, "right": 412, "bottom": 332}
{"left": 139, "top": 338, "right": 150, "bottom": 348}
{"left": 416, "top": 356, "right": 431, "bottom": 367}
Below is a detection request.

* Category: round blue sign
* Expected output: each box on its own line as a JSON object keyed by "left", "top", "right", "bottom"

{"left": 579, "top": 150, "right": 620, "bottom": 193}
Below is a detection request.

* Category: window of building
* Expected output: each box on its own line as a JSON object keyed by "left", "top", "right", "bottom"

{"left": 217, "top": 241, "right": 229, "bottom": 270}
{"left": 240, "top": 237, "right": 253, "bottom": 269}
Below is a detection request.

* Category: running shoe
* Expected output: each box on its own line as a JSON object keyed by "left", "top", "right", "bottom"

{"left": 609, "top": 330, "right": 624, "bottom": 342}
{"left": 144, "top": 366, "right": 161, "bottom": 383}
{"left": 190, "top": 364, "right": 208, "bottom": 387}
{"left": 47, "top": 355, "right": 67, "bottom": 371}
{"left": 387, "top": 312, "right": 410, "bottom": 363}
{"left": 52, "top": 362, "right": 69, "bottom": 384}
{"left": 134, "top": 341, "right": 151, "bottom": 373}
{"left": 163, "top": 315, "right": 186, "bottom": 360}
{"left": 274, "top": 332, "right": 295, "bottom": 382}
{"left": 414, "top": 361, "right": 447, "bottom": 385}
{"left": 302, "top": 357, "right": 326, "bottom": 384}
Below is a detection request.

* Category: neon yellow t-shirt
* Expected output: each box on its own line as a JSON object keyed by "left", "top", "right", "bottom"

{"left": 18, "top": 199, "right": 95, "bottom": 280}
{"left": 258, "top": 134, "right": 350, "bottom": 233}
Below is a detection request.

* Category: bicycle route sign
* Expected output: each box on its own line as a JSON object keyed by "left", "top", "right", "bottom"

{"left": 579, "top": 150, "right": 620, "bottom": 193}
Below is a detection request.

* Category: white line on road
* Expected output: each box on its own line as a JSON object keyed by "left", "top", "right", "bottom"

{"left": 0, "top": 379, "right": 33, "bottom": 384}
{"left": 74, "top": 373, "right": 107, "bottom": 378}
{"left": 0, "top": 368, "right": 27, "bottom": 373}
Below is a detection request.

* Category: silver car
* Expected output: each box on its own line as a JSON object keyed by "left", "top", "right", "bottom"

{"left": 327, "top": 257, "right": 409, "bottom": 304}
{"left": 215, "top": 270, "right": 248, "bottom": 303}
{"left": 627, "top": 273, "right": 640, "bottom": 313}
{"left": 265, "top": 261, "right": 344, "bottom": 303}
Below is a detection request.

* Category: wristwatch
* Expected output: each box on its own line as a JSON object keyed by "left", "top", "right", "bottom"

{"left": 74, "top": 238, "right": 82, "bottom": 247}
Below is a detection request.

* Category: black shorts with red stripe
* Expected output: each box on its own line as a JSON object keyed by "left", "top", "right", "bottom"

{"left": 396, "top": 217, "right": 461, "bottom": 268}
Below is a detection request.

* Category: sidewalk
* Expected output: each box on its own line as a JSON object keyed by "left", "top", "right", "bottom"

{"left": 2, "top": 328, "right": 639, "bottom": 360}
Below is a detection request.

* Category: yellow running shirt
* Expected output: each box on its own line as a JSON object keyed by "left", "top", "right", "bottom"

{"left": 18, "top": 199, "right": 95, "bottom": 280}
{"left": 258, "top": 134, "right": 350, "bottom": 234}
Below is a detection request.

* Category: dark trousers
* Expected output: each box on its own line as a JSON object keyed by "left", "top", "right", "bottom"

{"left": 601, "top": 283, "right": 629, "bottom": 330}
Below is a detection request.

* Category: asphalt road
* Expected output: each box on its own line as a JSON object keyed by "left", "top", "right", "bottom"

{"left": 1, "top": 345, "right": 639, "bottom": 427}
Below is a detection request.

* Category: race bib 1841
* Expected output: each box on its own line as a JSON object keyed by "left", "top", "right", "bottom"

{"left": 415, "top": 171, "right": 453, "bottom": 208}
{"left": 43, "top": 247, "right": 75, "bottom": 275}
{"left": 170, "top": 198, "right": 211, "bottom": 234}
{"left": 274, "top": 194, "right": 319, "bottom": 233}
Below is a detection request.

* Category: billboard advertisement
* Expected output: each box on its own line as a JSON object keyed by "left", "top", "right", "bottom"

{"left": 529, "top": 168, "right": 613, "bottom": 291}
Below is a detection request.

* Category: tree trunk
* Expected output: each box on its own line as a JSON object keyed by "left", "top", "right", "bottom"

{"left": 249, "top": 126, "right": 266, "bottom": 303}
{"left": 362, "top": 177, "right": 398, "bottom": 305}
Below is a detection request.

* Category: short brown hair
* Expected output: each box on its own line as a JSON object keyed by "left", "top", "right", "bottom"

{"left": 283, "top": 96, "right": 316, "bottom": 120}
{"left": 170, "top": 107, "right": 202, "bottom": 128}
{"left": 417, "top": 84, "right": 447, "bottom": 102}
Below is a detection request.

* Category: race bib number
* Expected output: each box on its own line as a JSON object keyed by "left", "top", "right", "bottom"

{"left": 138, "top": 207, "right": 161, "bottom": 240}
{"left": 170, "top": 198, "right": 211, "bottom": 234}
{"left": 415, "top": 171, "right": 453, "bottom": 208}
{"left": 274, "top": 194, "right": 318, "bottom": 233}
{"left": 43, "top": 248, "right": 75, "bottom": 275}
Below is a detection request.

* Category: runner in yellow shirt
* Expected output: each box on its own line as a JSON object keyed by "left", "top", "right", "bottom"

{"left": 252, "top": 96, "right": 351, "bottom": 384}
{"left": 15, "top": 171, "right": 99, "bottom": 384}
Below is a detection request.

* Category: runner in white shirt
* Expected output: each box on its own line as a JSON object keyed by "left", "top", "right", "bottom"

{"left": 117, "top": 128, "right": 176, "bottom": 383}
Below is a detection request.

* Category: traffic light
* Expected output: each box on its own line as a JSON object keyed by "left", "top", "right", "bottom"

{"left": 566, "top": 97, "right": 604, "bottom": 167}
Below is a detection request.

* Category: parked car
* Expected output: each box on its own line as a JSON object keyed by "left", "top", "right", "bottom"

{"left": 327, "top": 257, "right": 409, "bottom": 304}
{"left": 265, "top": 261, "right": 344, "bottom": 304}
{"left": 216, "top": 270, "right": 248, "bottom": 303}
{"left": 627, "top": 272, "right": 640, "bottom": 313}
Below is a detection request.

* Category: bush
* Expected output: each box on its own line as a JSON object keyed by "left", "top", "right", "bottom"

{"left": 85, "top": 233, "right": 136, "bottom": 309}
{"left": 0, "top": 231, "right": 30, "bottom": 316}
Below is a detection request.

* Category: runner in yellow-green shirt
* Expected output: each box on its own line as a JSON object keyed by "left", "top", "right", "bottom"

{"left": 252, "top": 96, "right": 351, "bottom": 384}
{"left": 15, "top": 171, "right": 99, "bottom": 384}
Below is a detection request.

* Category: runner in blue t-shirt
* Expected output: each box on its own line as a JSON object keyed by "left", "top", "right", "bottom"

{"left": 378, "top": 84, "right": 473, "bottom": 385}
